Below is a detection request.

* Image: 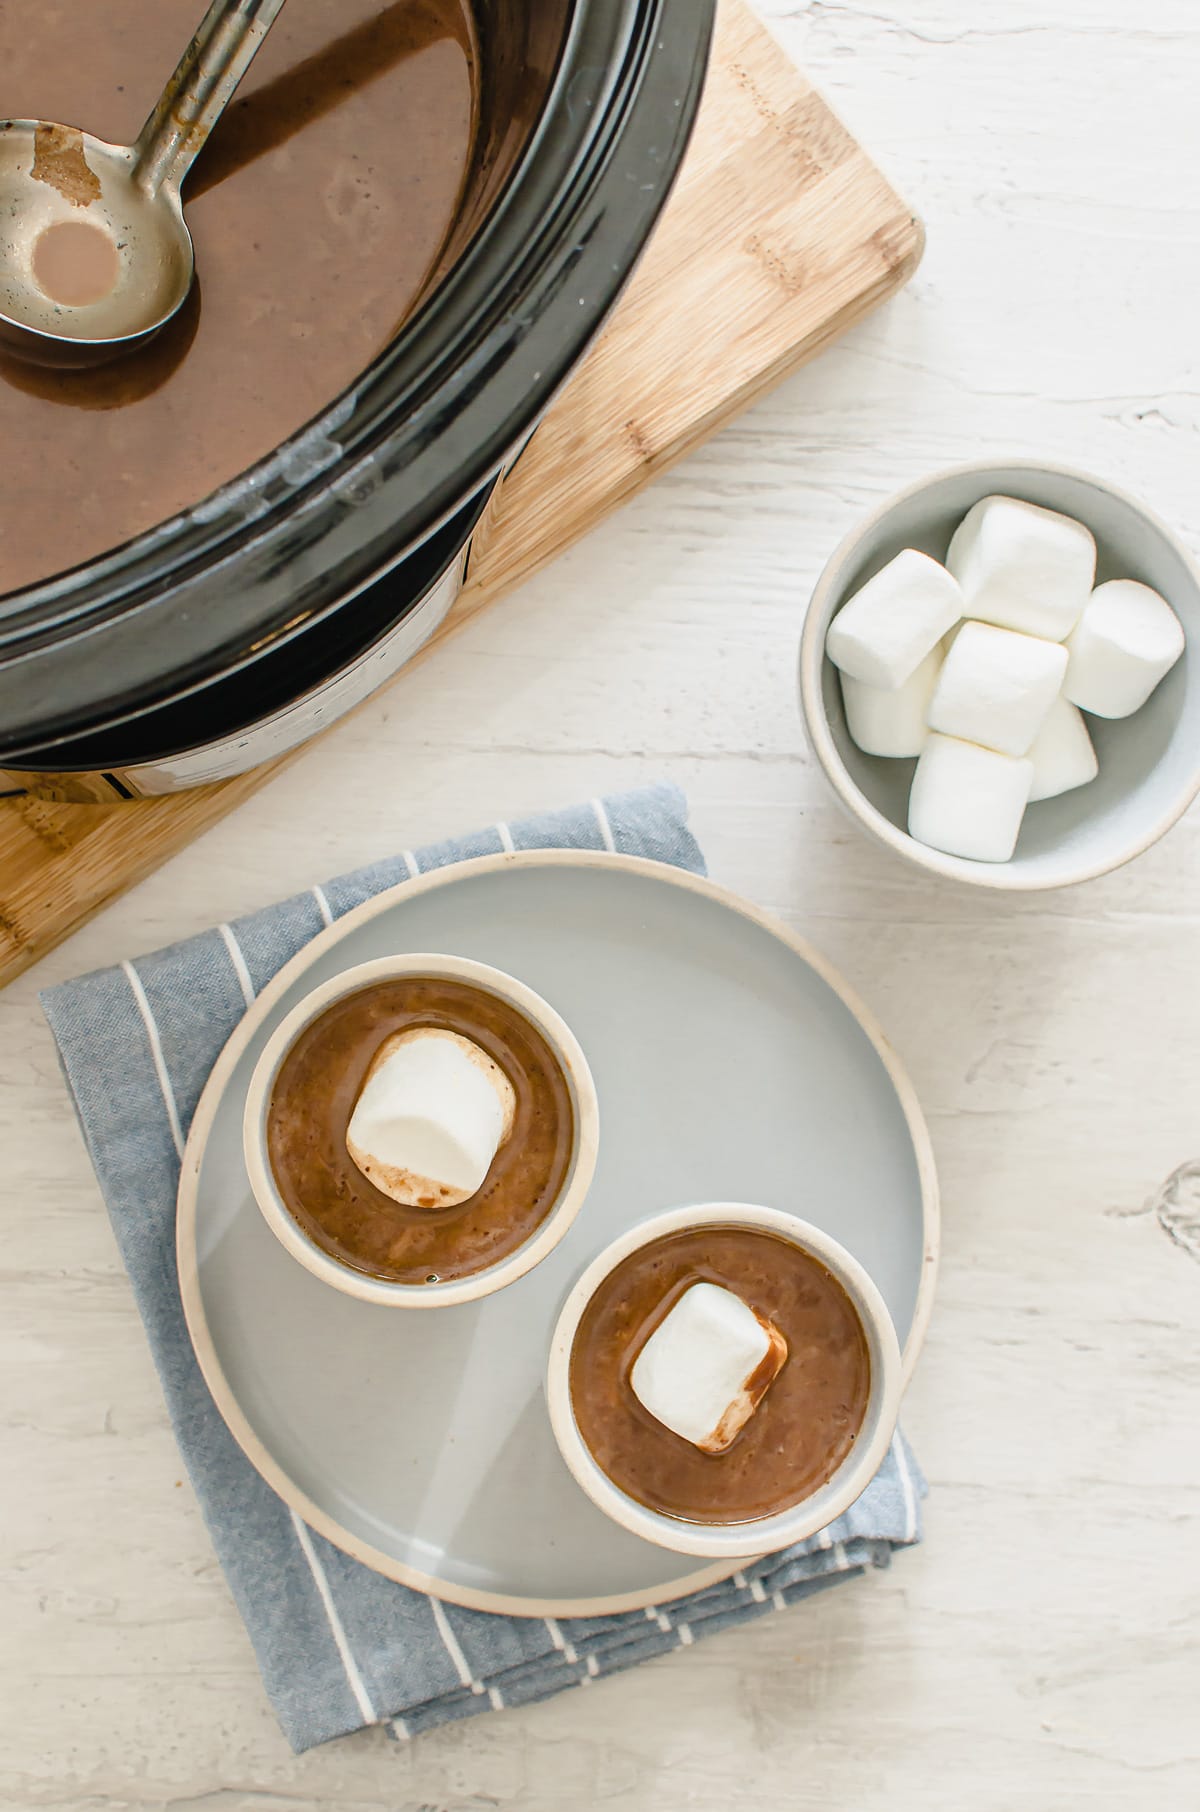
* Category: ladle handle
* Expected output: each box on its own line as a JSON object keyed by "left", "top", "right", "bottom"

{"left": 132, "top": 0, "right": 288, "bottom": 197}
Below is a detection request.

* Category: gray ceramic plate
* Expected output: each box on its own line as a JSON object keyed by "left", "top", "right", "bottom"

{"left": 178, "top": 853, "right": 939, "bottom": 1616}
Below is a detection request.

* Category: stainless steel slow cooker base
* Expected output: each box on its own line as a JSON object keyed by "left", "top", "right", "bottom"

{"left": 120, "top": 536, "right": 470, "bottom": 793}
{"left": 3, "top": 477, "right": 498, "bottom": 794}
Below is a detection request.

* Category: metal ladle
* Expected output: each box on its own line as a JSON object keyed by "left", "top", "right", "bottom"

{"left": 0, "top": 0, "right": 288, "bottom": 369}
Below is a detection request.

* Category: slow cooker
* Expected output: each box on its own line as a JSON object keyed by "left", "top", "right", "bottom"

{"left": 0, "top": 0, "right": 715, "bottom": 791}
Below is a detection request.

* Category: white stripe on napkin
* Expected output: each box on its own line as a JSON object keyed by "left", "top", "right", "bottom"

{"left": 591, "top": 797, "right": 617, "bottom": 853}
{"left": 290, "top": 1510, "right": 376, "bottom": 1725}
{"left": 431, "top": 1598, "right": 503, "bottom": 1711}
{"left": 218, "top": 924, "right": 255, "bottom": 1009}
{"left": 122, "top": 961, "right": 184, "bottom": 1160}
{"left": 544, "top": 1616, "right": 577, "bottom": 1665}
{"left": 893, "top": 1432, "right": 918, "bottom": 1543}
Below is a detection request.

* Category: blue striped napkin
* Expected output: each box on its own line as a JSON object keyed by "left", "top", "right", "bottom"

{"left": 41, "top": 784, "right": 924, "bottom": 1752}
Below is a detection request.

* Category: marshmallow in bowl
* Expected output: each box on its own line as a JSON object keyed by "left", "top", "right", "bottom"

{"left": 825, "top": 548, "right": 962, "bottom": 690}
{"left": 946, "top": 495, "right": 1095, "bottom": 642}
{"left": 908, "top": 733, "right": 1034, "bottom": 863}
{"left": 1064, "top": 579, "right": 1185, "bottom": 719}
{"left": 1028, "top": 695, "right": 1098, "bottom": 802}
{"left": 928, "top": 620, "right": 1068, "bottom": 758}
{"left": 346, "top": 1028, "right": 516, "bottom": 1208}
{"left": 630, "top": 1282, "right": 788, "bottom": 1454}
{"left": 823, "top": 490, "right": 1186, "bottom": 866}
{"left": 839, "top": 643, "right": 941, "bottom": 758}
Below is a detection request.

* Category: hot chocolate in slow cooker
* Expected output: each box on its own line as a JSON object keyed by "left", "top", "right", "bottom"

{"left": 0, "top": 0, "right": 714, "bottom": 790}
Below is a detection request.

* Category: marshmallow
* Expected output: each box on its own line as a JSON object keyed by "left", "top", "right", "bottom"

{"left": 908, "top": 733, "right": 1034, "bottom": 862}
{"left": 825, "top": 549, "right": 962, "bottom": 690}
{"left": 1027, "top": 696, "right": 1098, "bottom": 803}
{"left": 928, "top": 620, "right": 1067, "bottom": 757}
{"left": 946, "top": 495, "right": 1096, "bottom": 641}
{"left": 630, "top": 1282, "right": 788, "bottom": 1454}
{"left": 346, "top": 1028, "right": 515, "bottom": 1208}
{"left": 1064, "top": 579, "right": 1185, "bottom": 719}
{"left": 840, "top": 643, "right": 941, "bottom": 758}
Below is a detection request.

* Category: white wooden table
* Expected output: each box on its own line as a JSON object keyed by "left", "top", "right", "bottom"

{"left": 4, "top": 4, "right": 1198, "bottom": 1806}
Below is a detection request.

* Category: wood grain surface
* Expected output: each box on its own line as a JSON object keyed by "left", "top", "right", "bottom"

{"left": 3, "top": 1, "right": 1198, "bottom": 1808}
{"left": 0, "top": 0, "right": 921, "bottom": 983}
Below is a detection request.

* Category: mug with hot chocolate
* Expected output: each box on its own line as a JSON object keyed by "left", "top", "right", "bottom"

{"left": 243, "top": 953, "right": 599, "bottom": 1307}
{"left": 548, "top": 1204, "right": 902, "bottom": 1557}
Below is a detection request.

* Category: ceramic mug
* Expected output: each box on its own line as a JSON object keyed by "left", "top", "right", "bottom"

{"left": 547, "top": 1202, "right": 902, "bottom": 1558}
{"left": 243, "top": 952, "right": 600, "bottom": 1308}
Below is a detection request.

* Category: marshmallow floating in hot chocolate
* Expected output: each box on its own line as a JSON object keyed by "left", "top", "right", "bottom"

{"left": 346, "top": 1028, "right": 516, "bottom": 1209}
{"left": 630, "top": 1282, "right": 788, "bottom": 1454}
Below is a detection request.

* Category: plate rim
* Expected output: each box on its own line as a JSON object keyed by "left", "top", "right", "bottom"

{"left": 177, "top": 850, "right": 940, "bottom": 1618}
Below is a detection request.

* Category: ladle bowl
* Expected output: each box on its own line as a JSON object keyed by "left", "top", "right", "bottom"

{"left": 0, "top": 0, "right": 285, "bottom": 368}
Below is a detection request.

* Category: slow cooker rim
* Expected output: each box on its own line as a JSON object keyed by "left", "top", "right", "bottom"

{"left": 0, "top": 0, "right": 716, "bottom": 759}
{"left": 7, "top": 480, "right": 499, "bottom": 774}
{"left": 0, "top": 0, "right": 685, "bottom": 635}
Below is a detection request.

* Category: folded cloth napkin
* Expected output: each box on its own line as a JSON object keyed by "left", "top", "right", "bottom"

{"left": 41, "top": 783, "right": 925, "bottom": 1752}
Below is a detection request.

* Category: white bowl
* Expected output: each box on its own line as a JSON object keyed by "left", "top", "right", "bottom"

{"left": 546, "top": 1203, "right": 902, "bottom": 1559}
{"left": 798, "top": 459, "right": 1200, "bottom": 890}
{"left": 243, "top": 953, "right": 599, "bottom": 1308}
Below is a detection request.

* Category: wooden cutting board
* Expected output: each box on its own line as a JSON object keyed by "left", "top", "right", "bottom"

{"left": 0, "top": 0, "right": 922, "bottom": 986}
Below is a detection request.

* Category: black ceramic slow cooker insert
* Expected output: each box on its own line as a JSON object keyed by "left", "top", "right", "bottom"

{"left": 0, "top": 0, "right": 715, "bottom": 787}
